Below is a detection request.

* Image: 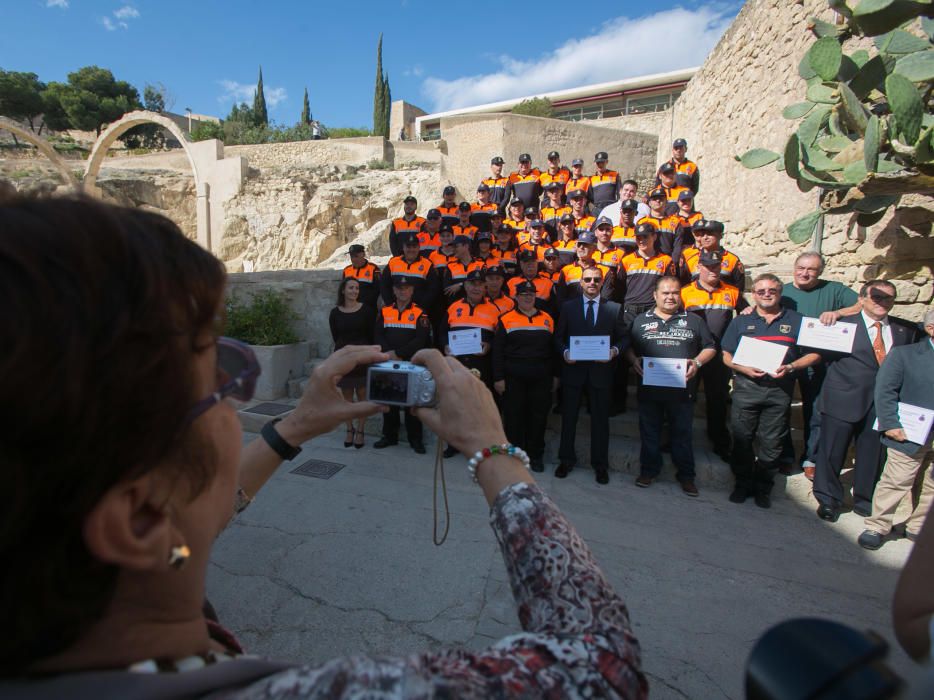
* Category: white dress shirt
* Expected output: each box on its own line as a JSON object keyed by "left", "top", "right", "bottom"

{"left": 861, "top": 311, "right": 893, "bottom": 352}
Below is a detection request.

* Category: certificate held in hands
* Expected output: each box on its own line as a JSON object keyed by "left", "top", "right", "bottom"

{"left": 643, "top": 357, "right": 687, "bottom": 388}
{"left": 732, "top": 336, "right": 788, "bottom": 374}
{"left": 448, "top": 328, "right": 482, "bottom": 356}
{"left": 797, "top": 317, "right": 857, "bottom": 353}
{"left": 569, "top": 335, "right": 611, "bottom": 361}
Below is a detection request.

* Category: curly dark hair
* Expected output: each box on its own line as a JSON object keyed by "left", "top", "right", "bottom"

{"left": 0, "top": 195, "right": 226, "bottom": 672}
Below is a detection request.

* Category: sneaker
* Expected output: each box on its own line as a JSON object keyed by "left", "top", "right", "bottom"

{"left": 729, "top": 485, "right": 748, "bottom": 504}
{"left": 680, "top": 481, "right": 699, "bottom": 497}
{"left": 858, "top": 530, "right": 884, "bottom": 550}
{"left": 373, "top": 437, "right": 397, "bottom": 449}
{"left": 754, "top": 493, "right": 771, "bottom": 509}
{"left": 635, "top": 475, "right": 654, "bottom": 488}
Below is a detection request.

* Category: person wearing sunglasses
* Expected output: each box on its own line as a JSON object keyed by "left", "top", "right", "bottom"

{"left": 813, "top": 280, "right": 919, "bottom": 523}
{"left": 0, "top": 195, "right": 646, "bottom": 698}
{"left": 721, "top": 273, "right": 822, "bottom": 509}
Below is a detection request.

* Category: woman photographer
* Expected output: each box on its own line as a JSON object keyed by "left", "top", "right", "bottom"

{"left": 0, "top": 196, "right": 645, "bottom": 698}
{"left": 329, "top": 277, "right": 376, "bottom": 448}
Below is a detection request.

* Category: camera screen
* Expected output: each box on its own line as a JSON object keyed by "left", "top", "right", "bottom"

{"left": 368, "top": 368, "right": 409, "bottom": 404}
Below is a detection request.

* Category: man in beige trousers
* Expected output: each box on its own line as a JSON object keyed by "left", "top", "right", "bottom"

{"left": 859, "top": 308, "right": 934, "bottom": 550}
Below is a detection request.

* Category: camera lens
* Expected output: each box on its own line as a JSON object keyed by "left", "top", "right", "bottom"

{"left": 392, "top": 363, "right": 400, "bottom": 369}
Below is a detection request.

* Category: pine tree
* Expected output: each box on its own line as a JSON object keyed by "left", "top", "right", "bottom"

{"left": 301, "top": 87, "right": 311, "bottom": 125}
{"left": 253, "top": 66, "right": 268, "bottom": 127}
{"left": 373, "top": 34, "right": 385, "bottom": 136}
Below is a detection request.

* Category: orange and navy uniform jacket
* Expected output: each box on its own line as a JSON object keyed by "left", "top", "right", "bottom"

{"left": 556, "top": 261, "right": 614, "bottom": 305}
{"left": 441, "top": 298, "right": 501, "bottom": 350}
{"left": 492, "top": 308, "right": 556, "bottom": 381}
{"left": 636, "top": 214, "right": 677, "bottom": 256}
{"left": 665, "top": 158, "right": 699, "bottom": 192}
{"left": 507, "top": 272, "right": 557, "bottom": 316}
{"left": 480, "top": 176, "right": 511, "bottom": 213}
{"left": 664, "top": 210, "right": 704, "bottom": 262}
{"left": 593, "top": 246, "right": 625, "bottom": 270}
{"left": 389, "top": 215, "right": 426, "bottom": 257}
{"left": 564, "top": 176, "right": 592, "bottom": 199}
{"left": 680, "top": 280, "right": 745, "bottom": 342}
{"left": 379, "top": 254, "right": 439, "bottom": 309}
{"left": 442, "top": 259, "right": 486, "bottom": 301}
{"left": 516, "top": 230, "right": 552, "bottom": 246}
{"left": 589, "top": 170, "right": 621, "bottom": 209}
{"left": 504, "top": 217, "right": 525, "bottom": 231}
{"left": 611, "top": 225, "right": 637, "bottom": 252}
{"left": 453, "top": 223, "right": 479, "bottom": 239}
{"left": 469, "top": 202, "right": 499, "bottom": 232}
{"left": 573, "top": 215, "right": 596, "bottom": 239}
{"left": 538, "top": 169, "right": 570, "bottom": 204}
{"left": 541, "top": 205, "right": 572, "bottom": 238}
{"left": 487, "top": 292, "right": 516, "bottom": 315}
{"left": 429, "top": 248, "right": 457, "bottom": 272}
{"left": 417, "top": 230, "right": 441, "bottom": 254}
{"left": 679, "top": 246, "right": 746, "bottom": 291}
{"left": 490, "top": 246, "right": 519, "bottom": 277}
{"left": 374, "top": 302, "right": 431, "bottom": 360}
{"left": 552, "top": 238, "right": 578, "bottom": 267}
{"left": 618, "top": 251, "right": 675, "bottom": 308}
{"left": 518, "top": 240, "right": 555, "bottom": 261}
{"left": 342, "top": 261, "right": 381, "bottom": 307}
{"left": 508, "top": 169, "right": 543, "bottom": 209}
{"left": 437, "top": 204, "right": 460, "bottom": 228}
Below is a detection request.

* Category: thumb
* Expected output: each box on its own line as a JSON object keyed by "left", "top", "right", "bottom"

{"left": 411, "top": 405, "right": 443, "bottom": 435}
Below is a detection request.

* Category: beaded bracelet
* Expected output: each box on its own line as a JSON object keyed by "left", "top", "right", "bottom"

{"left": 466, "top": 443, "right": 531, "bottom": 483}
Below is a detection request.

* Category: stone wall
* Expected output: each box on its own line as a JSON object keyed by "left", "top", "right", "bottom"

{"left": 438, "top": 113, "right": 659, "bottom": 201}
{"left": 390, "top": 100, "right": 427, "bottom": 142}
{"left": 227, "top": 137, "right": 390, "bottom": 171}
{"left": 388, "top": 140, "right": 442, "bottom": 167}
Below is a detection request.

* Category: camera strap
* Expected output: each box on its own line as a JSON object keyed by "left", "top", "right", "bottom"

{"left": 433, "top": 440, "right": 451, "bottom": 546}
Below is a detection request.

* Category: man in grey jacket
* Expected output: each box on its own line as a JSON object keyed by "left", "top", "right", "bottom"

{"left": 859, "top": 307, "right": 934, "bottom": 550}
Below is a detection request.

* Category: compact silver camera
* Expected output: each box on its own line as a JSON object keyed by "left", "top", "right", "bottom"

{"left": 366, "top": 361, "right": 437, "bottom": 407}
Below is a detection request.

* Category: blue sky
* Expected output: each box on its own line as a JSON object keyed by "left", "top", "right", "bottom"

{"left": 3, "top": 1, "right": 742, "bottom": 128}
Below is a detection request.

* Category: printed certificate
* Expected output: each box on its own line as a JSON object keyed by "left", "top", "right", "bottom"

{"left": 569, "top": 335, "right": 611, "bottom": 361}
{"left": 732, "top": 336, "right": 788, "bottom": 374}
{"left": 643, "top": 357, "right": 688, "bottom": 388}
{"left": 873, "top": 402, "right": 934, "bottom": 445}
{"left": 798, "top": 318, "right": 857, "bottom": 353}
{"left": 448, "top": 328, "right": 482, "bottom": 356}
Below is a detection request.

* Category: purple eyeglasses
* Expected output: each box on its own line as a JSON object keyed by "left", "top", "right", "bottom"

{"left": 187, "top": 336, "right": 261, "bottom": 423}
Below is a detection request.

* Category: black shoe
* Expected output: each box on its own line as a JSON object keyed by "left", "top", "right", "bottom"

{"left": 728, "top": 486, "right": 748, "bottom": 504}
{"left": 754, "top": 493, "right": 771, "bottom": 509}
{"left": 595, "top": 468, "right": 609, "bottom": 485}
{"left": 555, "top": 462, "right": 574, "bottom": 478}
{"left": 411, "top": 441, "right": 426, "bottom": 455}
{"left": 713, "top": 444, "right": 732, "bottom": 462}
{"left": 442, "top": 445, "right": 459, "bottom": 459}
{"left": 853, "top": 504, "right": 872, "bottom": 518}
{"left": 817, "top": 504, "right": 839, "bottom": 522}
{"left": 373, "top": 437, "right": 397, "bottom": 449}
{"left": 530, "top": 458, "right": 544, "bottom": 473}
{"left": 858, "top": 530, "right": 884, "bottom": 550}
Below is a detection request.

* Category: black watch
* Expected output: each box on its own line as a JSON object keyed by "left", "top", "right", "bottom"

{"left": 261, "top": 418, "right": 302, "bottom": 461}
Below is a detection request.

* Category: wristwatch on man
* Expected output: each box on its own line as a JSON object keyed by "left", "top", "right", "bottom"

{"left": 693, "top": 359, "right": 703, "bottom": 369}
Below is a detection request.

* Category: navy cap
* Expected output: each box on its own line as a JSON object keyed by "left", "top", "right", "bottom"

{"left": 490, "top": 210, "right": 505, "bottom": 219}
{"left": 518, "top": 153, "right": 532, "bottom": 162}
{"left": 635, "top": 223, "right": 657, "bottom": 237}
{"left": 509, "top": 199, "right": 524, "bottom": 208}
{"left": 543, "top": 247, "right": 559, "bottom": 258}
{"left": 453, "top": 234, "right": 472, "bottom": 246}
{"left": 476, "top": 231, "right": 492, "bottom": 241}
{"left": 559, "top": 213, "right": 575, "bottom": 224}
{"left": 678, "top": 189, "right": 694, "bottom": 201}
{"left": 673, "top": 138, "right": 687, "bottom": 148}
{"left": 458, "top": 201, "right": 471, "bottom": 212}
{"left": 400, "top": 232, "right": 420, "bottom": 246}
{"left": 484, "top": 265, "right": 506, "bottom": 277}
{"left": 524, "top": 206, "right": 538, "bottom": 217}
{"left": 438, "top": 224, "right": 454, "bottom": 234}
{"left": 495, "top": 225, "right": 514, "bottom": 235}
{"left": 571, "top": 158, "right": 584, "bottom": 166}
{"left": 403, "top": 195, "right": 417, "bottom": 204}
{"left": 658, "top": 162, "right": 675, "bottom": 174}
{"left": 698, "top": 249, "right": 723, "bottom": 266}
{"left": 393, "top": 275, "right": 414, "bottom": 287}
{"left": 517, "top": 249, "right": 538, "bottom": 263}
{"left": 567, "top": 189, "right": 585, "bottom": 200}
{"left": 620, "top": 198, "right": 639, "bottom": 211}
{"left": 514, "top": 280, "right": 536, "bottom": 295}
{"left": 443, "top": 185, "right": 456, "bottom": 195}
{"left": 491, "top": 156, "right": 505, "bottom": 165}
{"left": 593, "top": 216, "right": 613, "bottom": 230}
{"left": 594, "top": 151, "right": 608, "bottom": 162}
{"left": 544, "top": 181, "right": 561, "bottom": 191}
{"left": 348, "top": 244, "right": 365, "bottom": 255}
{"left": 477, "top": 183, "right": 490, "bottom": 192}
{"left": 426, "top": 208, "right": 442, "bottom": 218}
{"left": 465, "top": 269, "right": 485, "bottom": 282}
{"left": 697, "top": 219, "right": 724, "bottom": 236}
{"left": 547, "top": 150, "right": 560, "bottom": 160}
{"left": 576, "top": 231, "right": 597, "bottom": 245}
{"left": 529, "top": 219, "right": 544, "bottom": 228}
{"left": 648, "top": 187, "right": 667, "bottom": 199}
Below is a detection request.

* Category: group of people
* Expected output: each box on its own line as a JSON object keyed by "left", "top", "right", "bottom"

{"left": 338, "top": 143, "right": 934, "bottom": 550}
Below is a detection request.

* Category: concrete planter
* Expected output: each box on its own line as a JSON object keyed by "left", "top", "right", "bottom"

{"left": 251, "top": 341, "right": 311, "bottom": 400}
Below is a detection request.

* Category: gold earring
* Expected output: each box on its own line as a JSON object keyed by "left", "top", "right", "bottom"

{"left": 168, "top": 544, "right": 191, "bottom": 570}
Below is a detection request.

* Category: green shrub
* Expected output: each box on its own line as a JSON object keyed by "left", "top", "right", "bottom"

{"left": 224, "top": 288, "right": 299, "bottom": 345}
{"left": 365, "top": 158, "right": 392, "bottom": 170}
{"left": 325, "top": 126, "right": 372, "bottom": 139}
{"left": 190, "top": 121, "right": 225, "bottom": 141}
{"left": 511, "top": 97, "right": 554, "bottom": 118}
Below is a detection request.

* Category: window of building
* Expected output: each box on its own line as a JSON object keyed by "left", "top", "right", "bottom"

{"left": 625, "top": 89, "right": 684, "bottom": 115}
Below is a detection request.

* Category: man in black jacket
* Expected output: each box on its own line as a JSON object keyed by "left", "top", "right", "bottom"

{"left": 814, "top": 280, "right": 919, "bottom": 521}
{"left": 554, "top": 266, "right": 629, "bottom": 484}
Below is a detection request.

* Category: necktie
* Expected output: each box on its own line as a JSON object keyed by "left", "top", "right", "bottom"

{"left": 872, "top": 321, "right": 886, "bottom": 365}
{"left": 586, "top": 299, "right": 595, "bottom": 328}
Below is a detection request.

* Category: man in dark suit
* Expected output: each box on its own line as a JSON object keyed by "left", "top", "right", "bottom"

{"left": 555, "top": 266, "right": 629, "bottom": 484}
{"left": 858, "top": 307, "right": 934, "bottom": 549}
{"left": 814, "top": 280, "right": 920, "bottom": 521}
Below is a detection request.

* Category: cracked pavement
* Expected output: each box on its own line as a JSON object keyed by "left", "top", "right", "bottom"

{"left": 207, "top": 428, "right": 924, "bottom": 698}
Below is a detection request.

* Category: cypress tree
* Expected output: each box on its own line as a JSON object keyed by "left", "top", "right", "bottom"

{"left": 301, "top": 87, "right": 311, "bottom": 125}
{"left": 382, "top": 73, "right": 391, "bottom": 137}
{"left": 373, "top": 34, "right": 384, "bottom": 135}
{"left": 253, "top": 66, "right": 268, "bottom": 127}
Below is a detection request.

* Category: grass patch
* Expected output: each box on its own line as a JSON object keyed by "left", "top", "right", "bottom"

{"left": 365, "top": 158, "right": 392, "bottom": 170}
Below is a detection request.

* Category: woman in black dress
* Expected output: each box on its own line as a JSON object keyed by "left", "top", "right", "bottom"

{"left": 329, "top": 278, "right": 376, "bottom": 448}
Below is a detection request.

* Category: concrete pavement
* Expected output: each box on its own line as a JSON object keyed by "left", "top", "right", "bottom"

{"left": 207, "top": 426, "right": 924, "bottom": 698}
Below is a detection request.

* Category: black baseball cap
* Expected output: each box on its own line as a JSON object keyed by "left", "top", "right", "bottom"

{"left": 443, "top": 185, "right": 456, "bottom": 195}
{"left": 658, "top": 162, "right": 676, "bottom": 174}
{"left": 403, "top": 195, "right": 417, "bottom": 204}
{"left": 559, "top": 213, "right": 575, "bottom": 224}
{"left": 477, "top": 183, "right": 490, "bottom": 192}
{"left": 571, "top": 158, "right": 584, "bottom": 166}
{"left": 620, "top": 198, "right": 639, "bottom": 211}
{"left": 491, "top": 156, "right": 504, "bottom": 165}
{"left": 594, "top": 151, "right": 608, "bottom": 162}
{"left": 576, "top": 231, "right": 597, "bottom": 245}
{"left": 678, "top": 189, "right": 695, "bottom": 201}
{"left": 465, "top": 269, "right": 484, "bottom": 282}
{"left": 673, "top": 138, "right": 687, "bottom": 148}
{"left": 543, "top": 247, "right": 558, "bottom": 258}
{"left": 517, "top": 249, "right": 538, "bottom": 263}
{"left": 476, "top": 231, "right": 492, "bottom": 241}
{"left": 699, "top": 249, "right": 723, "bottom": 266}
{"left": 393, "top": 275, "right": 414, "bottom": 287}
{"left": 648, "top": 187, "right": 667, "bottom": 199}
{"left": 524, "top": 206, "right": 538, "bottom": 217}
{"left": 514, "top": 280, "right": 536, "bottom": 295}
{"left": 509, "top": 199, "right": 523, "bottom": 208}
{"left": 490, "top": 211, "right": 505, "bottom": 219}
{"left": 348, "top": 244, "right": 365, "bottom": 255}
{"left": 458, "top": 201, "right": 471, "bottom": 212}
{"left": 567, "top": 189, "right": 585, "bottom": 200}
{"left": 635, "top": 223, "right": 657, "bottom": 237}
{"left": 528, "top": 219, "right": 544, "bottom": 228}
{"left": 426, "top": 208, "right": 442, "bottom": 219}
{"left": 547, "top": 150, "right": 560, "bottom": 160}
{"left": 544, "top": 181, "right": 561, "bottom": 191}
{"left": 400, "top": 232, "right": 420, "bottom": 246}
{"left": 453, "top": 234, "right": 471, "bottom": 246}
{"left": 698, "top": 219, "right": 725, "bottom": 236}
{"left": 518, "top": 153, "right": 532, "bottom": 162}
{"left": 484, "top": 265, "right": 506, "bottom": 277}
{"left": 592, "top": 216, "right": 613, "bottom": 230}
{"left": 438, "top": 224, "right": 454, "bottom": 234}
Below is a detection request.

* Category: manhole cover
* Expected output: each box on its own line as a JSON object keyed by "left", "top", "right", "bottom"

{"left": 290, "top": 459, "right": 345, "bottom": 480}
{"left": 244, "top": 402, "right": 293, "bottom": 416}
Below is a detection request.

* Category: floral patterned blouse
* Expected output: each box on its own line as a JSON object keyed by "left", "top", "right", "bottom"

{"left": 7, "top": 483, "right": 647, "bottom": 699}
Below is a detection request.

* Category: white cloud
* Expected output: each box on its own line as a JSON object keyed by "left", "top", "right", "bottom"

{"left": 101, "top": 16, "right": 123, "bottom": 30}
{"left": 421, "top": 6, "right": 737, "bottom": 112}
{"left": 218, "top": 80, "right": 287, "bottom": 108}
{"left": 46, "top": 0, "right": 69, "bottom": 8}
{"left": 114, "top": 5, "right": 140, "bottom": 20}
{"left": 404, "top": 65, "right": 424, "bottom": 78}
